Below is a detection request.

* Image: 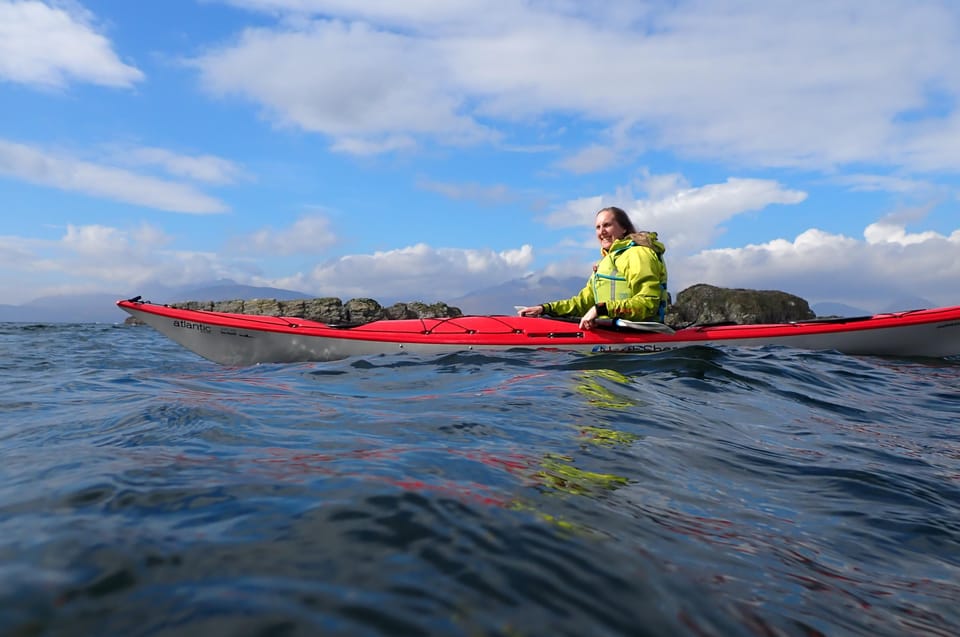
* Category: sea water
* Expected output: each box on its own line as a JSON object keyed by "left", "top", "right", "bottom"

{"left": 1, "top": 322, "right": 958, "bottom": 636}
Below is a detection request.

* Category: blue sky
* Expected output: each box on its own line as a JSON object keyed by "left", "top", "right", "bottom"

{"left": 1, "top": 0, "right": 958, "bottom": 312}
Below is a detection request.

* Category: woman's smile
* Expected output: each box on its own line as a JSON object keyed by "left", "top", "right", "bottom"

{"left": 595, "top": 208, "right": 625, "bottom": 251}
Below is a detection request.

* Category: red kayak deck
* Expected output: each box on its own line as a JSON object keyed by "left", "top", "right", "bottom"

{"left": 118, "top": 299, "right": 960, "bottom": 364}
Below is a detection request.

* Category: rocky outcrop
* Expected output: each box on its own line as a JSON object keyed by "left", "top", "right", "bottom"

{"left": 126, "top": 284, "right": 815, "bottom": 328}
{"left": 665, "top": 284, "right": 815, "bottom": 328}
{"left": 164, "top": 297, "right": 463, "bottom": 324}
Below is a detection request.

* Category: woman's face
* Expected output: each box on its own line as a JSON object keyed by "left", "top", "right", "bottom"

{"left": 595, "top": 209, "right": 626, "bottom": 251}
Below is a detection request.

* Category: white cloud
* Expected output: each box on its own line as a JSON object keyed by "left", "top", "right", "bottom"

{"left": 542, "top": 194, "right": 612, "bottom": 232}
{"left": 863, "top": 221, "right": 942, "bottom": 246}
{"left": 330, "top": 135, "right": 417, "bottom": 156}
{"left": 544, "top": 174, "right": 807, "bottom": 253}
{"left": 62, "top": 223, "right": 129, "bottom": 257}
{"left": 833, "top": 174, "right": 940, "bottom": 195}
{"left": 676, "top": 225, "right": 960, "bottom": 311}
{"left": 237, "top": 214, "right": 337, "bottom": 255}
{"left": 272, "top": 242, "right": 534, "bottom": 300}
{"left": 0, "top": 234, "right": 44, "bottom": 267}
{"left": 0, "top": 222, "right": 194, "bottom": 302}
{"left": 2, "top": 212, "right": 533, "bottom": 305}
{"left": 122, "top": 147, "right": 248, "bottom": 185}
{"left": 632, "top": 177, "right": 808, "bottom": 253}
{"left": 215, "top": 0, "right": 515, "bottom": 27}
{"left": 195, "top": 0, "right": 960, "bottom": 174}
{"left": 45, "top": 222, "right": 255, "bottom": 300}
{"left": 0, "top": 139, "right": 229, "bottom": 213}
{"left": 557, "top": 144, "right": 621, "bottom": 175}
{"left": 541, "top": 256, "right": 594, "bottom": 282}
{"left": 193, "top": 20, "right": 495, "bottom": 150}
{"left": 3, "top": 214, "right": 955, "bottom": 314}
{"left": 0, "top": 0, "right": 143, "bottom": 89}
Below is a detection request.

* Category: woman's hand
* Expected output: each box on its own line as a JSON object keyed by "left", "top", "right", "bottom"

{"left": 578, "top": 305, "right": 599, "bottom": 330}
{"left": 517, "top": 305, "right": 544, "bottom": 317}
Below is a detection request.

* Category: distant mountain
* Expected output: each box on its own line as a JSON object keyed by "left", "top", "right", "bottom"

{"left": 162, "top": 281, "right": 312, "bottom": 303}
{"left": 10, "top": 276, "right": 910, "bottom": 325}
{"left": 810, "top": 295, "right": 938, "bottom": 318}
{"left": 2, "top": 293, "right": 134, "bottom": 324}
{"left": 880, "top": 295, "right": 935, "bottom": 313}
{"left": 0, "top": 280, "right": 314, "bottom": 324}
{"left": 3, "top": 275, "right": 579, "bottom": 324}
{"left": 0, "top": 303, "right": 69, "bottom": 323}
{"left": 448, "top": 274, "right": 584, "bottom": 315}
{"left": 811, "top": 301, "right": 871, "bottom": 318}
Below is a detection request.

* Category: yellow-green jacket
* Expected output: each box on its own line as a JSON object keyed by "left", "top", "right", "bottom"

{"left": 543, "top": 232, "right": 669, "bottom": 322}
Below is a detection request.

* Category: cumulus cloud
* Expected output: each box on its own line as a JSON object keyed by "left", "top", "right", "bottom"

{"left": 5, "top": 1, "right": 959, "bottom": 314}
{"left": 193, "top": 20, "right": 495, "bottom": 149}
{"left": 863, "top": 220, "right": 943, "bottom": 246}
{"left": 62, "top": 223, "right": 131, "bottom": 257}
{"left": 0, "top": 222, "right": 176, "bottom": 299}
{"left": 676, "top": 225, "right": 960, "bottom": 311}
{"left": 0, "top": 211, "right": 534, "bottom": 305}
{"left": 533, "top": 172, "right": 956, "bottom": 311}
{"left": 0, "top": 139, "right": 229, "bottom": 213}
{"left": 235, "top": 214, "right": 338, "bottom": 255}
{"left": 194, "top": 0, "right": 960, "bottom": 174}
{"left": 632, "top": 177, "right": 808, "bottom": 253}
{"left": 544, "top": 173, "right": 807, "bottom": 253}
{"left": 272, "top": 243, "right": 535, "bottom": 301}
{"left": 0, "top": 0, "right": 143, "bottom": 89}
{"left": 0, "top": 221, "right": 246, "bottom": 301}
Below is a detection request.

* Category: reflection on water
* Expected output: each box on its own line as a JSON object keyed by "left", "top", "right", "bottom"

{"left": 573, "top": 367, "right": 641, "bottom": 410}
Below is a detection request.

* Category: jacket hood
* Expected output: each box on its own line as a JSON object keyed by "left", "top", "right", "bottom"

{"left": 629, "top": 231, "right": 666, "bottom": 256}
{"left": 603, "top": 231, "right": 666, "bottom": 256}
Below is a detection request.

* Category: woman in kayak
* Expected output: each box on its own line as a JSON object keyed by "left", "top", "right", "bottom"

{"left": 517, "top": 206, "right": 668, "bottom": 330}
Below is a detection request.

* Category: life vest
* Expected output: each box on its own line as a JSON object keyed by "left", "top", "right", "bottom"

{"left": 590, "top": 235, "right": 669, "bottom": 321}
{"left": 591, "top": 244, "right": 634, "bottom": 302}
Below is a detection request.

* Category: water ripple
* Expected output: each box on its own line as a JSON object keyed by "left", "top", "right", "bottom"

{"left": 1, "top": 324, "right": 959, "bottom": 635}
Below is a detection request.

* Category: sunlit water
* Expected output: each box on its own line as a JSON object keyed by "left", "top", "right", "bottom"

{"left": 1, "top": 322, "right": 959, "bottom": 636}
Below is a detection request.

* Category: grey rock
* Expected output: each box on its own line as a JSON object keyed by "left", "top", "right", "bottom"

{"left": 384, "top": 302, "right": 419, "bottom": 320}
{"left": 130, "top": 285, "right": 812, "bottom": 330}
{"left": 665, "top": 284, "right": 815, "bottom": 328}
{"left": 216, "top": 299, "right": 246, "bottom": 314}
{"left": 175, "top": 300, "right": 215, "bottom": 311}
{"left": 243, "top": 299, "right": 283, "bottom": 316}
{"left": 148, "top": 296, "right": 463, "bottom": 325}
{"left": 344, "top": 298, "right": 384, "bottom": 324}
{"left": 305, "top": 298, "right": 346, "bottom": 323}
